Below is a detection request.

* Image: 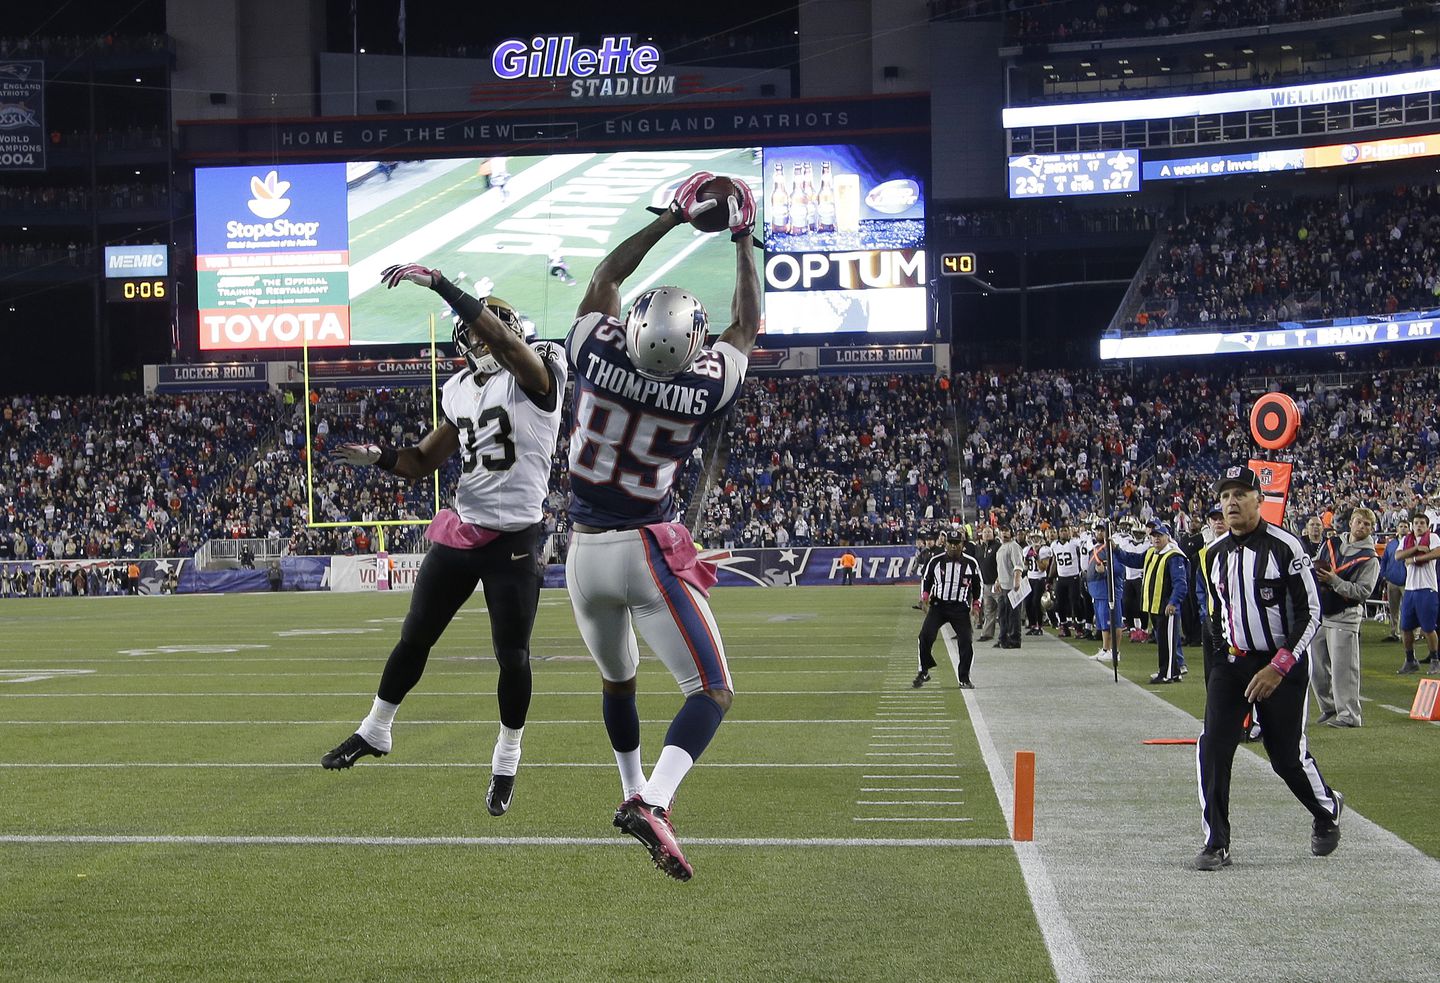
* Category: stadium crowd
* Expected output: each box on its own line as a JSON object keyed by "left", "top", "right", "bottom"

{"left": 993, "top": 0, "right": 1355, "bottom": 43}
{"left": 695, "top": 374, "right": 953, "bottom": 549}
{"left": 1139, "top": 187, "right": 1440, "bottom": 332}
{"left": 8, "top": 350, "right": 1440, "bottom": 596}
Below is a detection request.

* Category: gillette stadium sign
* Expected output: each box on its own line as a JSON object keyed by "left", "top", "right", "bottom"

{"left": 491, "top": 35, "right": 676, "bottom": 99}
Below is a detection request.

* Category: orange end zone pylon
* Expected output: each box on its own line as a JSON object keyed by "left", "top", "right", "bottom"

{"left": 1411, "top": 679, "right": 1440, "bottom": 721}
{"left": 1142, "top": 738, "right": 1199, "bottom": 745}
{"left": 1013, "top": 750, "right": 1035, "bottom": 841}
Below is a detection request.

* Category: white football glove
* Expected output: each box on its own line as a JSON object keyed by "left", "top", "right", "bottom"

{"left": 726, "top": 178, "right": 757, "bottom": 242}
{"left": 333, "top": 443, "right": 382, "bottom": 467}
{"left": 379, "top": 263, "right": 440, "bottom": 290}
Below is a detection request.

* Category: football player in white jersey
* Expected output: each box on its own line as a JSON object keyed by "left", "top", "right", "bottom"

{"left": 321, "top": 264, "right": 566, "bottom": 821}
{"left": 565, "top": 171, "right": 758, "bottom": 881}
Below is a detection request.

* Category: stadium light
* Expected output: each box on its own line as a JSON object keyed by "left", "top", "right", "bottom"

{"left": 1280, "top": 44, "right": 1293, "bottom": 50}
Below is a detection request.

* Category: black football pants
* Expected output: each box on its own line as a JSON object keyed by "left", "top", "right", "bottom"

{"left": 918, "top": 602, "right": 974, "bottom": 682}
{"left": 376, "top": 525, "right": 543, "bottom": 730}
{"left": 1197, "top": 653, "right": 1341, "bottom": 850}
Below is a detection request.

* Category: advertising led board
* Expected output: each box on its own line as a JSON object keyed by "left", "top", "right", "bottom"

{"left": 1100, "top": 318, "right": 1438, "bottom": 359}
{"left": 1143, "top": 131, "right": 1440, "bottom": 183}
{"left": 192, "top": 140, "right": 928, "bottom": 351}
{"left": 1003, "top": 67, "right": 1440, "bottom": 129}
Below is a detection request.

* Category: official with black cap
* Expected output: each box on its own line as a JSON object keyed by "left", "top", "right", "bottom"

{"left": 914, "top": 531, "right": 983, "bottom": 689}
{"left": 1194, "top": 465, "right": 1344, "bottom": 871}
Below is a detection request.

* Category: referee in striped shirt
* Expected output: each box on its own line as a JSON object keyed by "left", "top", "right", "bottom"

{"left": 914, "top": 531, "right": 982, "bottom": 689}
{"left": 1195, "top": 465, "right": 1343, "bottom": 871}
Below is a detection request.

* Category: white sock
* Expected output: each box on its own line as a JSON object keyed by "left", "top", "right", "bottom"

{"left": 640, "top": 746, "right": 695, "bottom": 810}
{"left": 615, "top": 748, "right": 647, "bottom": 800}
{"left": 357, "top": 697, "right": 399, "bottom": 752}
{"left": 491, "top": 724, "right": 523, "bottom": 776}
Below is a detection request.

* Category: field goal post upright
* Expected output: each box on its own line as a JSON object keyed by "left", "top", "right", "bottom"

{"left": 301, "top": 312, "right": 443, "bottom": 551}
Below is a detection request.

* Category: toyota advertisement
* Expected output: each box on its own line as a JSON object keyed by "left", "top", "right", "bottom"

{"left": 195, "top": 163, "right": 351, "bottom": 351}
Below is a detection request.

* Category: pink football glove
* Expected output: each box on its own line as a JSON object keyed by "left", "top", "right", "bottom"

{"left": 669, "top": 171, "right": 720, "bottom": 223}
{"left": 726, "top": 177, "right": 757, "bottom": 241}
{"left": 379, "top": 263, "right": 440, "bottom": 290}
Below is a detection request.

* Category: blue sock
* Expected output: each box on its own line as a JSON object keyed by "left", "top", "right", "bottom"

{"left": 1407, "top": 649, "right": 1415, "bottom": 662}
{"left": 602, "top": 691, "right": 640, "bottom": 753}
{"left": 663, "top": 693, "right": 727, "bottom": 761}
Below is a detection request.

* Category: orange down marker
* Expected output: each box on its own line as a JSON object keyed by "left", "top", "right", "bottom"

{"left": 1013, "top": 750, "right": 1035, "bottom": 841}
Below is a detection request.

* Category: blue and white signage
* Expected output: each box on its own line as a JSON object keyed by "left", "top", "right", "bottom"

{"left": 1007, "top": 149, "right": 1139, "bottom": 198}
{"left": 1142, "top": 149, "right": 1304, "bottom": 181}
{"left": 104, "top": 244, "right": 169, "bottom": 278}
{"left": 0, "top": 60, "right": 44, "bottom": 171}
{"left": 1101, "top": 318, "right": 1438, "bottom": 360}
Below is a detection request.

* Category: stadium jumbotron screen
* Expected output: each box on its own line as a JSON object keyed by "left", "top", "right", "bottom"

{"left": 192, "top": 140, "right": 927, "bottom": 351}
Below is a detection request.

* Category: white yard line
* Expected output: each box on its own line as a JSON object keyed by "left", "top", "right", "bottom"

{"left": 0, "top": 761, "right": 969, "bottom": 770}
{"left": 0, "top": 833, "right": 1013, "bottom": 848}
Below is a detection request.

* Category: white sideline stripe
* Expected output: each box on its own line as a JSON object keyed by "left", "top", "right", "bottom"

{"left": 0, "top": 718, "right": 904, "bottom": 727}
{"left": 852, "top": 817, "right": 974, "bottom": 823}
{"left": 0, "top": 833, "right": 1015, "bottom": 849}
{"left": 855, "top": 801, "right": 967, "bottom": 806}
{"left": 860, "top": 787, "right": 965, "bottom": 792}
{"left": 865, "top": 752, "right": 955, "bottom": 757}
{"left": 1379, "top": 702, "right": 1440, "bottom": 725}
{"left": 868, "top": 743, "right": 953, "bottom": 748}
{"left": 0, "top": 652, "right": 905, "bottom": 664}
{"left": 963, "top": 689, "right": 1090, "bottom": 983}
{"left": 0, "top": 761, "right": 965, "bottom": 770}
{"left": 0, "top": 690, "right": 893, "bottom": 698}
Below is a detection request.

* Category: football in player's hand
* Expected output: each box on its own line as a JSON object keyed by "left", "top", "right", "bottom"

{"left": 690, "top": 176, "right": 739, "bottom": 233}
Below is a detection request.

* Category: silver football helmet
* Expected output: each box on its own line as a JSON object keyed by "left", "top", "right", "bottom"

{"left": 453, "top": 296, "right": 532, "bottom": 377}
{"left": 623, "top": 286, "right": 708, "bottom": 381}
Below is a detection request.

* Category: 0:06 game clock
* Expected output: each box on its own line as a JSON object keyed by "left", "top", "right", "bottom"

{"left": 106, "top": 278, "right": 168, "bottom": 302}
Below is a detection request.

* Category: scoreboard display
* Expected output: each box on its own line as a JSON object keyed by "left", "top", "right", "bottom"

{"left": 1007, "top": 150, "right": 1140, "bottom": 199}
{"left": 103, "top": 245, "right": 170, "bottom": 304}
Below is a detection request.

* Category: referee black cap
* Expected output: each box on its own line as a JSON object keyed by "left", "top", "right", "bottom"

{"left": 1214, "top": 464, "right": 1262, "bottom": 495}
{"left": 945, "top": 530, "right": 966, "bottom": 544}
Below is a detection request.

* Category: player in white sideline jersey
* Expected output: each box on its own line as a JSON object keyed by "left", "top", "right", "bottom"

{"left": 320, "top": 264, "right": 566, "bottom": 821}
{"left": 565, "top": 171, "right": 759, "bottom": 881}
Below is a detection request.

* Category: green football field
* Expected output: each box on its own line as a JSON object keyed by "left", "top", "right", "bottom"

{"left": 0, "top": 587, "right": 1054, "bottom": 983}
{"left": 346, "top": 148, "right": 761, "bottom": 344}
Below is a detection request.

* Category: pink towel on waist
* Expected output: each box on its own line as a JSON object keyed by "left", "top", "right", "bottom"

{"left": 426, "top": 508, "right": 502, "bottom": 550}
{"left": 644, "top": 522, "right": 718, "bottom": 596}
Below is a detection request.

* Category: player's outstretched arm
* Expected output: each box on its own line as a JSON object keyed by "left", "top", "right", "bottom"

{"left": 577, "top": 171, "right": 717, "bottom": 320}
{"left": 468, "top": 304, "right": 550, "bottom": 396}
{"left": 718, "top": 198, "right": 762, "bottom": 355}
{"left": 332, "top": 423, "right": 460, "bottom": 481}
{"left": 578, "top": 210, "right": 683, "bottom": 321}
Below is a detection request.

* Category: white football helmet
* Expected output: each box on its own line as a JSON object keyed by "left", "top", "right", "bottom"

{"left": 623, "top": 286, "right": 708, "bottom": 381}
{"left": 454, "top": 296, "right": 532, "bottom": 378}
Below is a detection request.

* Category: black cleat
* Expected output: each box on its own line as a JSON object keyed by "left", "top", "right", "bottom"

{"left": 486, "top": 773, "right": 515, "bottom": 816}
{"left": 1194, "top": 845, "right": 1231, "bottom": 871}
{"left": 1312, "top": 791, "right": 1344, "bottom": 856}
{"left": 1398, "top": 660, "right": 1420, "bottom": 674}
{"left": 321, "top": 732, "right": 387, "bottom": 770}
{"left": 958, "top": 679, "right": 975, "bottom": 690}
{"left": 614, "top": 796, "right": 693, "bottom": 881}
{"left": 912, "top": 671, "right": 931, "bottom": 688}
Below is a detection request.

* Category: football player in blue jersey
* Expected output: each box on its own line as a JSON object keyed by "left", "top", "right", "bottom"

{"left": 564, "top": 171, "right": 758, "bottom": 880}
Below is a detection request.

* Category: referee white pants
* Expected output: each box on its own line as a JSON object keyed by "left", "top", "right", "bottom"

{"left": 565, "top": 529, "right": 733, "bottom": 696}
